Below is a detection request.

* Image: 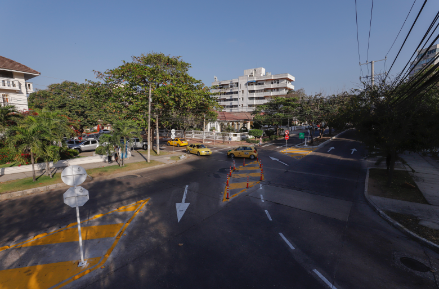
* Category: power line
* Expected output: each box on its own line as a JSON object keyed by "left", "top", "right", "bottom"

{"left": 385, "top": 0, "right": 428, "bottom": 81}
{"left": 385, "top": 0, "right": 417, "bottom": 61}
{"left": 366, "top": 0, "right": 374, "bottom": 76}
{"left": 354, "top": 0, "right": 364, "bottom": 76}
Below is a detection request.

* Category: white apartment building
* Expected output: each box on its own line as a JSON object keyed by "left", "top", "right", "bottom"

{"left": 409, "top": 44, "right": 439, "bottom": 76}
{"left": 211, "top": 67, "right": 295, "bottom": 112}
{"left": 0, "top": 56, "right": 40, "bottom": 111}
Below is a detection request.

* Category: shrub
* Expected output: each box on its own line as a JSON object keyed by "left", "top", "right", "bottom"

{"left": 249, "top": 129, "right": 263, "bottom": 138}
{"left": 60, "top": 148, "right": 79, "bottom": 160}
{"left": 0, "top": 147, "right": 15, "bottom": 165}
{"left": 265, "top": 129, "right": 276, "bottom": 137}
{"left": 269, "top": 135, "right": 277, "bottom": 140}
{"left": 246, "top": 139, "right": 259, "bottom": 144}
{"left": 95, "top": 146, "right": 106, "bottom": 155}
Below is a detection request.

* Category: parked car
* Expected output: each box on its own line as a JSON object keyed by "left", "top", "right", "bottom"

{"left": 167, "top": 138, "right": 188, "bottom": 147}
{"left": 71, "top": 139, "right": 100, "bottom": 153}
{"left": 121, "top": 138, "right": 148, "bottom": 150}
{"left": 66, "top": 140, "right": 82, "bottom": 149}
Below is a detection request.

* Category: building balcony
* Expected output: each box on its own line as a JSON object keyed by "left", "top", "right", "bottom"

{"left": 0, "top": 78, "right": 20, "bottom": 92}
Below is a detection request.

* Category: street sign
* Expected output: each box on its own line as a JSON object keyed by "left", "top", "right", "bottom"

{"left": 285, "top": 135, "right": 289, "bottom": 140}
{"left": 171, "top": 129, "right": 175, "bottom": 133}
{"left": 285, "top": 130, "right": 289, "bottom": 135}
{"left": 61, "top": 165, "right": 87, "bottom": 186}
{"left": 63, "top": 186, "right": 89, "bottom": 208}
{"left": 299, "top": 133, "right": 305, "bottom": 139}
{"left": 61, "top": 165, "right": 89, "bottom": 268}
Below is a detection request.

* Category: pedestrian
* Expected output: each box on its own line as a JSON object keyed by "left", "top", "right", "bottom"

{"left": 229, "top": 136, "right": 231, "bottom": 144}
{"left": 259, "top": 137, "right": 262, "bottom": 147}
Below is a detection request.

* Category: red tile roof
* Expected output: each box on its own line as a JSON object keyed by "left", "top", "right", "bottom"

{"left": 216, "top": 111, "right": 253, "bottom": 121}
{"left": 0, "top": 56, "right": 40, "bottom": 75}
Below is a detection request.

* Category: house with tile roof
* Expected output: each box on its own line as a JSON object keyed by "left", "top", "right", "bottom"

{"left": 0, "top": 56, "right": 40, "bottom": 111}
{"left": 206, "top": 111, "right": 253, "bottom": 132}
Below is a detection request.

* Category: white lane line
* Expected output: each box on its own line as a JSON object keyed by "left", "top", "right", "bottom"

{"left": 260, "top": 194, "right": 264, "bottom": 202}
{"left": 279, "top": 233, "right": 295, "bottom": 250}
{"left": 313, "top": 269, "right": 337, "bottom": 289}
{"left": 265, "top": 210, "right": 272, "bottom": 221}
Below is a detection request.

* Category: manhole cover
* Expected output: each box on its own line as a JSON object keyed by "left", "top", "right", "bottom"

{"left": 400, "top": 257, "right": 431, "bottom": 272}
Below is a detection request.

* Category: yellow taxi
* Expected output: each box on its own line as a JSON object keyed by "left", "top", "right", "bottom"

{"left": 167, "top": 138, "right": 188, "bottom": 147}
{"left": 227, "top": 146, "right": 258, "bottom": 159}
{"left": 186, "top": 143, "right": 212, "bottom": 156}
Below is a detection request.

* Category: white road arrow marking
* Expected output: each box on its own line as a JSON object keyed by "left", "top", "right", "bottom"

{"left": 351, "top": 148, "right": 357, "bottom": 155}
{"left": 327, "top": 147, "right": 335, "bottom": 152}
{"left": 269, "top": 156, "right": 289, "bottom": 166}
{"left": 176, "top": 185, "right": 190, "bottom": 222}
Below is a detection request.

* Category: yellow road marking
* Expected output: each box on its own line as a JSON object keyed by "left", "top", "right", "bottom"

{"left": 232, "top": 173, "right": 261, "bottom": 178}
{"left": 0, "top": 199, "right": 149, "bottom": 289}
{"left": 53, "top": 199, "right": 149, "bottom": 289}
{"left": 19, "top": 224, "right": 124, "bottom": 248}
{"left": 235, "top": 167, "right": 261, "bottom": 171}
{"left": 0, "top": 257, "right": 101, "bottom": 289}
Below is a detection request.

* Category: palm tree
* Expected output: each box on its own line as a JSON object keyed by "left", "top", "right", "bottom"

{"left": 112, "top": 120, "right": 142, "bottom": 167}
{"left": 23, "top": 109, "right": 73, "bottom": 177}
{"left": 7, "top": 125, "right": 49, "bottom": 182}
{"left": 0, "top": 105, "right": 21, "bottom": 134}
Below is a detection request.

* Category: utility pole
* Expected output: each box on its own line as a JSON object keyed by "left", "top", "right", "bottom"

{"left": 203, "top": 114, "right": 206, "bottom": 144}
{"left": 360, "top": 57, "right": 386, "bottom": 86}
{"left": 147, "top": 83, "right": 151, "bottom": 163}
{"left": 156, "top": 113, "right": 159, "bottom": 156}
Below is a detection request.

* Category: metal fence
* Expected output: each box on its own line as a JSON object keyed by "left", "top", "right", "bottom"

{"left": 158, "top": 129, "right": 249, "bottom": 141}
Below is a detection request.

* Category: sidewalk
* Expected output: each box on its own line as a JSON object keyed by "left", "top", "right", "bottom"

{"left": 365, "top": 152, "right": 439, "bottom": 248}
{"left": 0, "top": 150, "right": 181, "bottom": 183}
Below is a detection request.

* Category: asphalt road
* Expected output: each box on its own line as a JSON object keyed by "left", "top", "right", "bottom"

{"left": 1, "top": 130, "right": 438, "bottom": 288}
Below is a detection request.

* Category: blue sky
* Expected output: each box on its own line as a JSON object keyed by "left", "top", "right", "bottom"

{"left": 3, "top": 0, "right": 438, "bottom": 95}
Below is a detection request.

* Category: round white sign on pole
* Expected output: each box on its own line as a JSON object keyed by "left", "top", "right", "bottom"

{"left": 61, "top": 165, "right": 87, "bottom": 186}
{"left": 171, "top": 129, "right": 176, "bottom": 133}
{"left": 63, "top": 186, "right": 89, "bottom": 207}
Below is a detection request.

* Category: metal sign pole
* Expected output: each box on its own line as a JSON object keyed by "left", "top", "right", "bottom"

{"left": 75, "top": 191, "right": 87, "bottom": 267}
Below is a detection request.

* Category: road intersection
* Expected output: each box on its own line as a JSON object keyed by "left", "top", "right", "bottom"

{"left": 0, "top": 130, "right": 438, "bottom": 288}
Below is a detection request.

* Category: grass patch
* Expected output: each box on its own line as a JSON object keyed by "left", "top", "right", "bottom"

{"left": 170, "top": 155, "right": 181, "bottom": 161}
{"left": 137, "top": 150, "right": 170, "bottom": 157}
{"left": 368, "top": 168, "right": 428, "bottom": 204}
{"left": 0, "top": 160, "right": 162, "bottom": 194}
{"left": 0, "top": 162, "right": 19, "bottom": 168}
{"left": 385, "top": 211, "right": 439, "bottom": 246}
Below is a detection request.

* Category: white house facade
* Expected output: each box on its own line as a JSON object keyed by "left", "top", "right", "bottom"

{"left": 211, "top": 67, "right": 295, "bottom": 112}
{"left": 0, "top": 56, "right": 40, "bottom": 111}
{"left": 409, "top": 44, "right": 439, "bottom": 76}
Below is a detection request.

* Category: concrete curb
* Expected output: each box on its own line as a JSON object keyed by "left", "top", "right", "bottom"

{"left": 0, "top": 155, "right": 191, "bottom": 202}
{"left": 294, "top": 129, "right": 352, "bottom": 148}
{"left": 363, "top": 168, "right": 439, "bottom": 252}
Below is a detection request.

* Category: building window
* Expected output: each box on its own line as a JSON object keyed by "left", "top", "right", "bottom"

{"left": 2, "top": 94, "right": 9, "bottom": 106}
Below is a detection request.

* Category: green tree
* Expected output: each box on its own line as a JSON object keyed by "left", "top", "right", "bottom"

{"left": 23, "top": 109, "right": 72, "bottom": 178}
{"left": 28, "top": 81, "right": 107, "bottom": 135}
{"left": 7, "top": 125, "right": 48, "bottom": 182}
{"left": 252, "top": 96, "right": 300, "bottom": 137}
{"left": 95, "top": 52, "right": 220, "bottom": 157}
{"left": 111, "top": 120, "right": 142, "bottom": 167}
{"left": 0, "top": 105, "right": 21, "bottom": 135}
{"left": 248, "top": 129, "right": 263, "bottom": 138}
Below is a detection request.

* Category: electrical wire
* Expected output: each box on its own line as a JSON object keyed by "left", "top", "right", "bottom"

{"left": 384, "top": 0, "right": 418, "bottom": 71}
{"left": 355, "top": 0, "right": 364, "bottom": 77}
{"left": 385, "top": 0, "right": 428, "bottom": 81}
{"left": 366, "top": 0, "right": 374, "bottom": 76}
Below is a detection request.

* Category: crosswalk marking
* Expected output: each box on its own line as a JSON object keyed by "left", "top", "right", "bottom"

{"left": 0, "top": 199, "right": 149, "bottom": 289}
{"left": 280, "top": 147, "right": 317, "bottom": 159}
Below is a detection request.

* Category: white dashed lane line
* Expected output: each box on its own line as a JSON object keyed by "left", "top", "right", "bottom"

{"left": 260, "top": 195, "right": 264, "bottom": 202}
{"left": 313, "top": 269, "right": 338, "bottom": 289}
{"left": 279, "top": 233, "right": 295, "bottom": 250}
{"left": 265, "top": 210, "right": 272, "bottom": 221}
